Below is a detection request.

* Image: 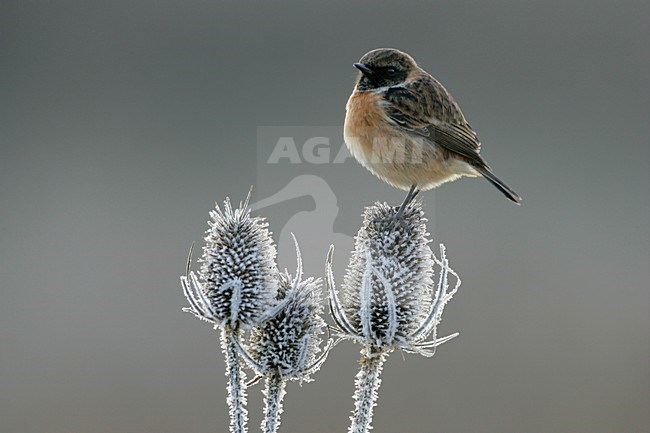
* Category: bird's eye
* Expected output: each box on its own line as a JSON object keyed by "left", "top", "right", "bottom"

{"left": 386, "top": 68, "right": 397, "bottom": 77}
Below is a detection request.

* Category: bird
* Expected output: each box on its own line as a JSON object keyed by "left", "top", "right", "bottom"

{"left": 344, "top": 48, "right": 521, "bottom": 223}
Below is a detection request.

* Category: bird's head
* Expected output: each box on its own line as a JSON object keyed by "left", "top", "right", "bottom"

{"left": 353, "top": 48, "right": 417, "bottom": 91}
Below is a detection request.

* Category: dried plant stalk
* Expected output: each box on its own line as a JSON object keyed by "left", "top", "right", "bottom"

{"left": 327, "top": 201, "right": 461, "bottom": 433}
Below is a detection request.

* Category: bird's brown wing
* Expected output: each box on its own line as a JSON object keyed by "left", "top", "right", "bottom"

{"left": 384, "top": 76, "right": 488, "bottom": 168}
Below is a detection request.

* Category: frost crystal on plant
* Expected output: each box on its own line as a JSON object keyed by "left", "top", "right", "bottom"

{"left": 181, "top": 190, "right": 279, "bottom": 331}
{"left": 180, "top": 190, "right": 282, "bottom": 433}
{"left": 327, "top": 201, "right": 462, "bottom": 433}
{"left": 328, "top": 201, "right": 460, "bottom": 356}
{"left": 243, "top": 236, "right": 330, "bottom": 381}
{"left": 234, "top": 236, "right": 332, "bottom": 433}
{"left": 248, "top": 266, "right": 325, "bottom": 380}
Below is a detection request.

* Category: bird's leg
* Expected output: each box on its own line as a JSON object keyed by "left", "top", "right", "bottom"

{"left": 373, "top": 184, "right": 419, "bottom": 228}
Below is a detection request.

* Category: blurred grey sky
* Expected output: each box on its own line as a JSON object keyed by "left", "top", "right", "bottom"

{"left": 1, "top": 1, "right": 648, "bottom": 432}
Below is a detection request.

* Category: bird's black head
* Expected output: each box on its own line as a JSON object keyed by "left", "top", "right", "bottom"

{"left": 353, "top": 48, "right": 417, "bottom": 91}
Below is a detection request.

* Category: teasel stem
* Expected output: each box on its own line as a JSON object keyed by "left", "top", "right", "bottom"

{"left": 222, "top": 327, "right": 248, "bottom": 433}
{"left": 349, "top": 351, "right": 387, "bottom": 433}
{"left": 262, "top": 374, "right": 287, "bottom": 433}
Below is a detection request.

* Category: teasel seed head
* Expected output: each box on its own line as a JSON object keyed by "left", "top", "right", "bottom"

{"left": 181, "top": 189, "right": 279, "bottom": 331}
{"left": 328, "top": 201, "right": 460, "bottom": 357}
{"left": 238, "top": 235, "right": 333, "bottom": 383}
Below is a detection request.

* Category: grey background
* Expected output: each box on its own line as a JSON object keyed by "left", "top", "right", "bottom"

{"left": 1, "top": 1, "right": 648, "bottom": 432}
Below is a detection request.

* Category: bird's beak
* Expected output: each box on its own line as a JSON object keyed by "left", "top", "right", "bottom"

{"left": 353, "top": 63, "right": 373, "bottom": 75}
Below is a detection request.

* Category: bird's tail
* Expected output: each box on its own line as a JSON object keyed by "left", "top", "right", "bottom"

{"left": 474, "top": 165, "right": 522, "bottom": 205}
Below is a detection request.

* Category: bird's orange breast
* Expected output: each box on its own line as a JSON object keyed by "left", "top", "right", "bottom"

{"left": 344, "top": 91, "right": 394, "bottom": 154}
{"left": 344, "top": 89, "right": 470, "bottom": 191}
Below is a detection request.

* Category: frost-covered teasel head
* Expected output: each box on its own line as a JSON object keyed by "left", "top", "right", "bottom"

{"left": 238, "top": 237, "right": 332, "bottom": 382}
{"left": 181, "top": 190, "right": 279, "bottom": 331}
{"left": 328, "top": 201, "right": 460, "bottom": 357}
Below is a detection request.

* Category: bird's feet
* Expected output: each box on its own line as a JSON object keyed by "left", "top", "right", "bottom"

{"left": 373, "top": 186, "right": 419, "bottom": 230}
{"left": 372, "top": 205, "right": 408, "bottom": 230}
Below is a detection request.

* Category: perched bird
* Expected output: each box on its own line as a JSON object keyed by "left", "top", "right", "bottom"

{"left": 344, "top": 48, "right": 521, "bottom": 222}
